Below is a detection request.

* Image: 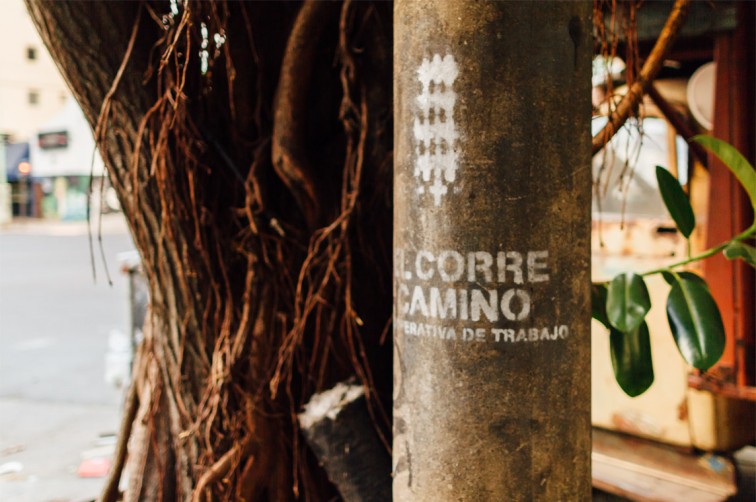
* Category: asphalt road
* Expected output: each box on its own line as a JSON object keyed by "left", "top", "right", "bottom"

{"left": 0, "top": 214, "right": 135, "bottom": 502}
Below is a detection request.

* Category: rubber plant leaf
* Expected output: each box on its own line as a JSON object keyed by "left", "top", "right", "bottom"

{"left": 592, "top": 283, "right": 610, "bottom": 329}
{"left": 666, "top": 276, "right": 725, "bottom": 371}
{"left": 692, "top": 135, "right": 756, "bottom": 212}
{"left": 661, "top": 270, "right": 708, "bottom": 287}
{"left": 656, "top": 166, "right": 695, "bottom": 238}
{"left": 610, "top": 321, "right": 654, "bottom": 397}
{"left": 607, "top": 272, "right": 651, "bottom": 333}
{"left": 723, "top": 241, "right": 756, "bottom": 267}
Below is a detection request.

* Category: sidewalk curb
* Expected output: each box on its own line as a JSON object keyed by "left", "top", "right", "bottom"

{"left": 0, "top": 214, "right": 129, "bottom": 236}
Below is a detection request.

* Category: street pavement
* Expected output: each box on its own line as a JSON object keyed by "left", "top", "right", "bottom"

{"left": 0, "top": 214, "right": 135, "bottom": 502}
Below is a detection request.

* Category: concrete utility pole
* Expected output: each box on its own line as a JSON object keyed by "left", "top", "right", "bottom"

{"left": 393, "top": 1, "right": 592, "bottom": 500}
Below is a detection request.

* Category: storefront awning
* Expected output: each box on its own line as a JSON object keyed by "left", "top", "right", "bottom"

{"left": 5, "top": 142, "right": 30, "bottom": 182}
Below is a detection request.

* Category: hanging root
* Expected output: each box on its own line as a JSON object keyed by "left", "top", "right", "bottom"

{"left": 100, "top": 380, "right": 139, "bottom": 502}
{"left": 191, "top": 437, "right": 253, "bottom": 502}
{"left": 592, "top": 0, "right": 691, "bottom": 155}
{"left": 272, "top": 0, "right": 342, "bottom": 231}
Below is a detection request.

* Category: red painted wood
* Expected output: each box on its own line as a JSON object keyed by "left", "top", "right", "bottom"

{"left": 702, "top": 2, "right": 755, "bottom": 388}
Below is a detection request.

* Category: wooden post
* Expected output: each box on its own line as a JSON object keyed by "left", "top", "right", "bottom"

{"left": 393, "top": 1, "right": 592, "bottom": 500}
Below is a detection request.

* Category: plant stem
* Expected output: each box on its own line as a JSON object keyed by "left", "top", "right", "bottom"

{"left": 642, "top": 223, "right": 755, "bottom": 277}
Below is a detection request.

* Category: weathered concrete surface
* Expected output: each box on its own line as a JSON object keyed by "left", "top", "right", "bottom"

{"left": 393, "top": 1, "right": 592, "bottom": 500}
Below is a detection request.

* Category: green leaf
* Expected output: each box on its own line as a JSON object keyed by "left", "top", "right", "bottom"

{"left": 692, "top": 135, "right": 756, "bottom": 212}
{"left": 607, "top": 273, "right": 651, "bottom": 332}
{"left": 592, "top": 283, "right": 610, "bottom": 329}
{"left": 661, "top": 270, "right": 708, "bottom": 287}
{"left": 723, "top": 241, "right": 756, "bottom": 267}
{"left": 666, "top": 276, "right": 725, "bottom": 371}
{"left": 656, "top": 166, "right": 696, "bottom": 238}
{"left": 610, "top": 322, "right": 654, "bottom": 397}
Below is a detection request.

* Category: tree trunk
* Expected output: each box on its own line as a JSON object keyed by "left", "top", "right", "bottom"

{"left": 25, "top": 1, "right": 393, "bottom": 500}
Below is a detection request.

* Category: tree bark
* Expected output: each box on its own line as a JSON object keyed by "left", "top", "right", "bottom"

{"left": 25, "top": 1, "right": 393, "bottom": 500}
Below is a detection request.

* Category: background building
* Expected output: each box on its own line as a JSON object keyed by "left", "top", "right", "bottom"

{"left": 30, "top": 98, "right": 115, "bottom": 220}
{"left": 0, "top": 0, "right": 70, "bottom": 144}
{"left": 0, "top": 0, "right": 114, "bottom": 221}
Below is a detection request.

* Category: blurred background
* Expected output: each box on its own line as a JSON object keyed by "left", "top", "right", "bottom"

{"left": 0, "top": 1, "right": 136, "bottom": 500}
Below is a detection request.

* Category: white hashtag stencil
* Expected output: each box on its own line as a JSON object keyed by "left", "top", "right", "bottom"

{"left": 413, "top": 54, "right": 460, "bottom": 206}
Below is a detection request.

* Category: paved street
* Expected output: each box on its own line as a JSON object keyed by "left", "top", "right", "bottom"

{"left": 0, "top": 214, "right": 135, "bottom": 502}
